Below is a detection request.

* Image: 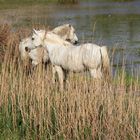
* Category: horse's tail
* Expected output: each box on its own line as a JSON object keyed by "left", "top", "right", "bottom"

{"left": 100, "top": 46, "right": 111, "bottom": 79}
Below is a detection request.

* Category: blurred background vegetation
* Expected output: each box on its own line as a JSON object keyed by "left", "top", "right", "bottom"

{"left": 0, "top": 0, "right": 135, "bottom": 5}
{"left": 0, "top": 0, "right": 135, "bottom": 10}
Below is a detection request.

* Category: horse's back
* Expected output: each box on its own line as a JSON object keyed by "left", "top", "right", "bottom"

{"left": 59, "top": 43, "right": 101, "bottom": 71}
{"left": 81, "top": 43, "right": 102, "bottom": 68}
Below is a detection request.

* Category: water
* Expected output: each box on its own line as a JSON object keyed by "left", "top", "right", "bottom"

{"left": 1, "top": 1, "right": 140, "bottom": 76}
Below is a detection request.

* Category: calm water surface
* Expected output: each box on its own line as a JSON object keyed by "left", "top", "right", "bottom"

{"left": 1, "top": 1, "right": 140, "bottom": 76}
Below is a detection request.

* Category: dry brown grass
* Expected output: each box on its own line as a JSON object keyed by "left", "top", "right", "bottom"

{"left": 0, "top": 25, "right": 140, "bottom": 140}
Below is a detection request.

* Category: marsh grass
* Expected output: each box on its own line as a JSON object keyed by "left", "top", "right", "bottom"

{"left": 0, "top": 25, "right": 140, "bottom": 140}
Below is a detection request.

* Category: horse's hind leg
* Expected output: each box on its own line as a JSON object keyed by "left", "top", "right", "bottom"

{"left": 97, "top": 68, "right": 102, "bottom": 79}
{"left": 89, "top": 69, "right": 98, "bottom": 79}
{"left": 89, "top": 68, "right": 102, "bottom": 79}
{"left": 54, "top": 65, "right": 65, "bottom": 91}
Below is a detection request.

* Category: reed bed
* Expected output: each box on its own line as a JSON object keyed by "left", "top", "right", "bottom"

{"left": 0, "top": 24, "right": 140, "bottom": 140}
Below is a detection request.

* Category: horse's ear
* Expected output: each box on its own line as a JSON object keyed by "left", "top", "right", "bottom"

{"left": 19, "top": 34, "right": 23, "bottom": 42}
{"left": 33, "top": 29, "right": 38, "bottom": 35}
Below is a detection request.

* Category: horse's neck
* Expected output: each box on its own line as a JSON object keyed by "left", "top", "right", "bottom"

{"left": 46, "top": 33, "right": 71, "bottom": 46}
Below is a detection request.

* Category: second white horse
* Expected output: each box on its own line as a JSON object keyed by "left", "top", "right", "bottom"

{"left": 19, "top": 24, "right": 78, "bottom": 66}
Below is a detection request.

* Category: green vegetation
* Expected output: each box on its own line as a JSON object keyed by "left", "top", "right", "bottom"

{"left": 0, "top": 0, "right": 134, "bottom": 5}
{"left": 0, "top": 0, "right": 53, "bottom": 9}
{"left": 0, "top": 0, "right": 135, "bottom": 10}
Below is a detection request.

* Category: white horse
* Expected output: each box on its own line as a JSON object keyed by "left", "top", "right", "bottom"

{"left": 30, "top": 29, "right": 110, "bottom": 90}
{"left": 19, "top": 24, "right": 78, "bottom": 66}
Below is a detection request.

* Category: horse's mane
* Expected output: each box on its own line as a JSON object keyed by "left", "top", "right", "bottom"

{"left": 45, "top": 31, "right": 72, "bottom": 47}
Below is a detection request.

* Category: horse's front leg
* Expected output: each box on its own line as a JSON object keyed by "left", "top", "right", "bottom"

{"left": 52, "top": 65, "right": 57, "bottom": 84}
{"left": 54, "top": 65, "right": 65, "bottom": 91}
{"left": 63, "top": 70, "right": 69, "bottom": 90}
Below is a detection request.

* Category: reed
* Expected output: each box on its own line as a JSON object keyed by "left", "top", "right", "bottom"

{"left": 0, "top": 25, "right": 140, "bottom": 140}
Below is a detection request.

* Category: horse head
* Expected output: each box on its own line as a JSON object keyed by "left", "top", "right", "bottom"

{"left": 52, "top": 24, "right": 78, "bottom": 44}
{"left": 31, "top": 29, "right": 46, "bottom": 48}
{"left": 66, "top": 24, "right": 78, "bottom": 44}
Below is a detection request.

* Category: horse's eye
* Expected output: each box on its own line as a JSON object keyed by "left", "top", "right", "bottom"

{"left": 32, "top": 37, "right": 34, "bottom": 40}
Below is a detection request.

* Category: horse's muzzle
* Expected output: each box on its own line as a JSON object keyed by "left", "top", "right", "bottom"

{"left": 74, "top": 41, "right": 78, "bottom": 45}
{"left": 25, "top": 47, "right": 31, "bottom": 52}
